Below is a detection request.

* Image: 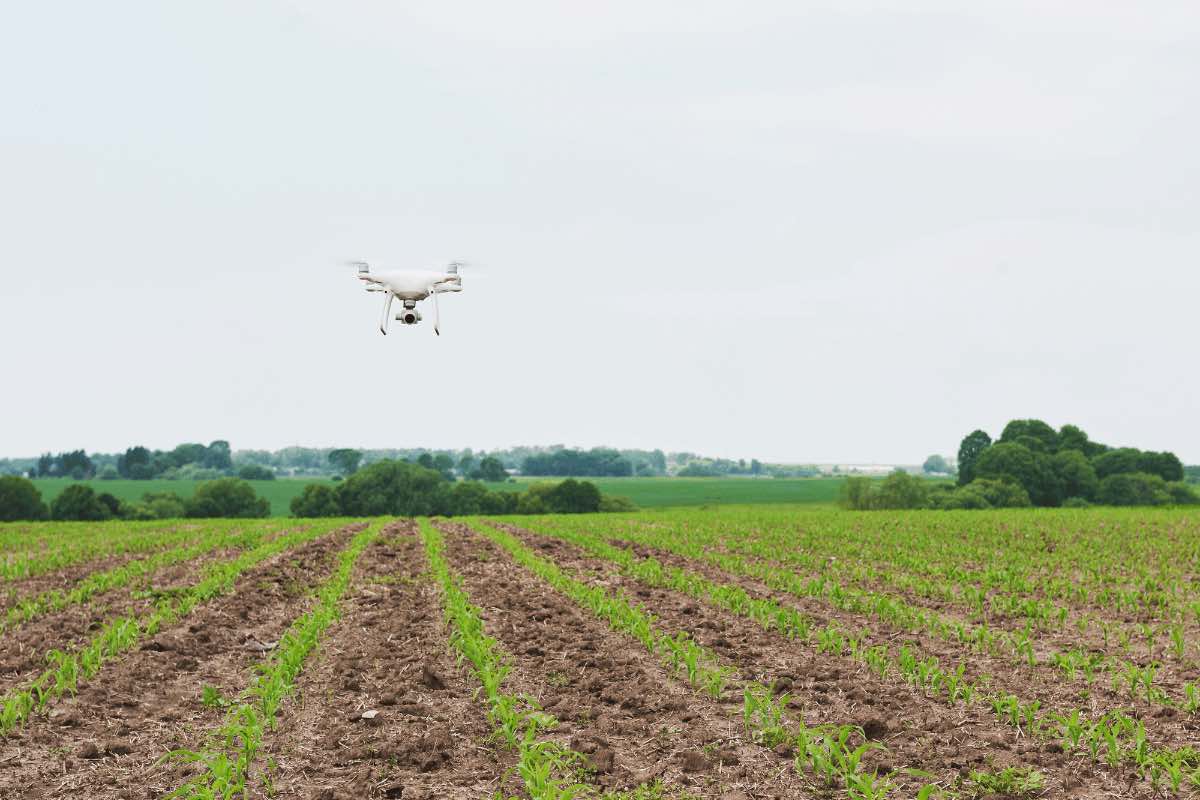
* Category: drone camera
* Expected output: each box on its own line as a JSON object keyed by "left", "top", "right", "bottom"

{"left": 397, "top": 310, "right": 422, "bottom": 325}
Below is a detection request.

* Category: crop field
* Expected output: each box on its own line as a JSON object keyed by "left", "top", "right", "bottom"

{"left": 1, "top": 507, "right": 1199, "bottom": 799}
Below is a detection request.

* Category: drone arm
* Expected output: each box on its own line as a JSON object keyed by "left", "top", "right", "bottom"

{"left": 379, "top": 292, "right": 394, "bottom": 335}
{"left": 432, "top": 288, "right": 440, "bottom": 336}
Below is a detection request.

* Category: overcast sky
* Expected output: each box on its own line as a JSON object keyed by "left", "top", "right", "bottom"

{"left": 3, "top": 2, "right": 1198, "bottom": 464}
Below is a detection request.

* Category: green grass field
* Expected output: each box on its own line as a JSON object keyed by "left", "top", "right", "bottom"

{"left": 31, "top": 478, "right": 337, "bottom": 517}
{"left": 32, "top": 476, "right": 850, "bottom": 516}
{"left": 490, "top": 476, "right": 848, "bottom": 507}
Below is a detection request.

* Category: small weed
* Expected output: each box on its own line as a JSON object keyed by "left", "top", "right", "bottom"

{"left": 967, "top": 766, "right": 1044, "bottom": 797}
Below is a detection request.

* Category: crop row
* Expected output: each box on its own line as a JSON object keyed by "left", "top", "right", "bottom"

{"left": 1, "top": 520, "right": 264, "bottom": 634}
{"left": 420, "top": 520, "right": 590, "bottom": 799}
{"left": 0, "top": 519, "right": 255, "bottom": 582}
{"left": 163, "top": 520, "right": 385, "bottom": 798}
{"left": 576, "top": 514, "right": 1200, "bottom": 715}
{"left": 632, "top": 508, "right": 1200, "bottom": 621}
{"left": 0, "top": 519, "right": 345, "bottom": 734}
{"left": 511, "top": 517, "right": 1200, "bottom": 794}
{"left": 466, "top": 521, "right": 908, "bottom": 799}
{"left": 675, "top": 516, "right": 1200, "bottom": 665}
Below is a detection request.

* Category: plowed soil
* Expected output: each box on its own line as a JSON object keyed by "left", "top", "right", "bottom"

{"left": 0, "top": 545, "right": 246, "bottom": 694}
{"left": 492, "top": 521, "right": 1164, "bottom": 799}
{"left": 439, "top": 521, "right": 812, "bottom": 799}
{"left": 0, "top": 523, "right": 360, "bottom": 800}
{"left": 255, "top": 521, "right": 510, "bottom": 800}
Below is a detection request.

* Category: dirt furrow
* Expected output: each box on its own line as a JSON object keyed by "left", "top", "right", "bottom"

{"left": 440, "top": 521, "right": 813, "bottom": 799}
{"left": 0, "top": 553, "right": 224, "bottom": 695}
{"left": 498, "top": 522, "right": 1161, "bottom": 800}
{"left": 254, "top": 521, "right": 509, "bottom": 800}
{"left": 0, "top": 523, "right": 361, "bottom": 800}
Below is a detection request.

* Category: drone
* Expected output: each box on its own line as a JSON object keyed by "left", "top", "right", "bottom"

{"left": 348, "top": 260, "right": 465, "bottom": 335}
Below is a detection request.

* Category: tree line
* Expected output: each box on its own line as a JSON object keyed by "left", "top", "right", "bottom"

{"left": 844, "top": 419, "right": 1198, "bottom": 510}
{"left": 290, "top": 460, "right": 633, "bottom": 517}
{"left": 0, "top": 459, "right": 636, "bottom": 522}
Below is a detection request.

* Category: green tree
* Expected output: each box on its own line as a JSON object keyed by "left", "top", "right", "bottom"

{"left": 327, "top": 448, "right": 362, "bottom": 476}
{"left": 943, "top": 479, "right": 1031, "bottom": 509}
{"left": 0, "top": 476, "right": 48, "bottom": 521}
{"left": 1097, "top": 473, "right": 1171, "bottom": 506}
{"left": 186, "top": 478, "right": 269, "bottom": 518}
{"left": 999, "top": 419, "right": 1058, "bottom": 451}
{"left": 169, "top": 443, "right": 209, "bottom": 467}
{"left": 1050, "top": 449, "right": 1099, "bottom": 502}
{"left": 839, "top": 477, "right": 876, "bottom": 510}
{"left": 544, "top": 479, "right": 603, "bottom": 513}
{"left": 447, "top": 480, "right": 491, "bottom": 515}
{"left": 432, "top": 454, "right": 456, "bottom": 480}
{"left": 237, "top": 464, "right": 276, "bottom": 481}
{"left": 974, "top": 442, "right": 1061, "bottom": 507}
{"left": 290, "top": 484, "right": 341, "bottom": 517}
{"left": 51, "top": 485, "right": 112, "bottom": 521}
{"left": 1166, "top": 482, "right": 1200, "bottom": 505}
{"left": 96, "top": 492, "right": 123, "bottom": 517}
{"left": 336, "top": 460, "right": 449, "bottom": 516}
{"left": 956, "top": 430, "right": 992, "bottom": 486}
{"left": 141, "top": 491, "right": 188, "bottom": 519}
{"left": 471, "top": 456, "right": 508, "bottom": 482}
{"left": 457, "top": 453, "right": 476, "bottom": 476}
{"left": 1138, "top": 451, "right": 1184, "bottom": 483}
{"left": 923, "top": 455, "right": 951, "bottom": 475}
{"left": 1057, "top": 424, "right": 1106, "bottom": 458}
{"left": 118, "top": 446, "right": 155, "bottom": 479}
{"left": 1091, "top": 448, "right": 1144, "bottom": 479}
{"left": 203, "top": 440, "right": 233, "bottom": 471}
{"left": 872, "top": 471, "right": 930, "bottom": 510}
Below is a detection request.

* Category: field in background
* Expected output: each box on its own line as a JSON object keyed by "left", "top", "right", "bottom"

{"left": 30, "top": 477, "right": 336, "bottom": 517}
{"left": 488, "top": 476, "right": 850, "bottom": 507}
{"left": 32, "top": 475, "right": 851, "bottom": 515}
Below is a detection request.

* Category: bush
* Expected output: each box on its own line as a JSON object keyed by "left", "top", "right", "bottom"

{"left": 599, "top": 494, "right": 638, "bottom": 512}
{"left": 141, "top": 491, "right": 188, "bottom": 519}
{"left": 1166, "top": 482, "right": 1200, "bottom": 505}
{"left": 839, "top": 477, "right": 876, "bottom": 510}
{"left": 1062, "top": 496, "right": 1092, "bottom": 508}
{"left": 237, "top": 464, "right": 276, "bottom": 481}
{"left": 290, "top": 484, "right": 341, "bottom": 517}
{"left": 51, "top": 485, "right": 112, "bottom": 521}
{"left": 544, "top": 479, "right": 603, "bottom": 513}
{"left": 96, "top": 492, "right": 123, "bottom": 517}
{"left": 187, "top": 478, "right": 270, "bottom": 518}
{"left": 1096, "top": 472, "right": 1171, "bottom": 507}
{"left": 872, "top": 471, "right": 930, "bottom": 510}
{"left": 0, "top": 476, "right": 48, "bottom": 521}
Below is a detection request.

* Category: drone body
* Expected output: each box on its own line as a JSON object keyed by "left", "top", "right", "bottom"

{"left": 350, "top": 261, "right": 464, "bottom": 335}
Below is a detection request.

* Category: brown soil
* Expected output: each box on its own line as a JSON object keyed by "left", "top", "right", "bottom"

{"left": 0, "top": 554, "right": 223, "bottom": 695}
{"left": 493, "top": 521, "right": 1166, "bottom": 799}
{"left": 0, "top": 523, "right": 361, "bottom": 800}
{"left": 606, "top": 536, "right": 1200, "bottom": 750}
{"left": 252, "top": 520, "right": 511, "bottom": 800}
{"left": 439, "top": 521, "right": 823, "bottom": 799}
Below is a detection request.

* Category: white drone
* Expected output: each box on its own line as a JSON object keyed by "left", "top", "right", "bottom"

{"left": 348, "top": 260, "right": 465, "bottom": 336}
